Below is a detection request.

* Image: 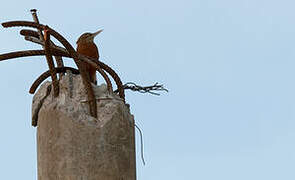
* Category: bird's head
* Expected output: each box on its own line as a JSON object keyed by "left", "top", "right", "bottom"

{"left": 76, "top": 29, "right": 103, "bottom": 44}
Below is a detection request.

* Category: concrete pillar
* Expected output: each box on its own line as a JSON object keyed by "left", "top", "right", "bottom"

{"left": 32, "top": 73, "right": 136, "bottom": 180}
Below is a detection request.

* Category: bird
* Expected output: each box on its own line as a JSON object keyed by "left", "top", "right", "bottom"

{"left": 76, "top": 29, "right": 103, "bottom": 84}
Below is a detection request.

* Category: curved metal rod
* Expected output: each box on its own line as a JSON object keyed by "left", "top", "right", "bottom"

{"left": 43, "top": 27, "right": 59, "bottom": 97}
{"left": 45, "top": 25, "right": 98, "bottom": 118}
{"left": 2, "top": 21, "right": 44, "bottom": 30}
{"left": 21, "top": 29, "right": 65, "bottom": 77}
{"left": 30, "top": 67, "right": 79, "bottom": 94}
{"left": 2, "top": 21, "right": 98, "bottom": 117}
{"left": 2, "top": 21, "right": 124, "bottom": 100}
{"left": 0, "top": 48, "right": 125, "bottom": 100}
{"left": 42, "top": 26, "right": 113, "bottom": 94}
{"left": 20, "top": 29, "right": 39, "bottom": 38}
{"left": 0, "top": 51, "right": 115, "bottom": 96}
{"left": 2, "top": 21, "right": 112, "bottom": 90}
{"left": 0, "top": 49, "right": 69, "bottom": 62}
{"left": 96, "top": 60, "right": 125, "bottom": 101}
{"left": 76, "top": 55, "right": 113, "bottom": 91}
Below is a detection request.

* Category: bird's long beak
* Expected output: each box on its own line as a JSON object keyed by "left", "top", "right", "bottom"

{"left": 92, "top": 29, "right": 103, "bottom": 37}
{"left": 87, "top": 29, "right": 103, "bottom": 41}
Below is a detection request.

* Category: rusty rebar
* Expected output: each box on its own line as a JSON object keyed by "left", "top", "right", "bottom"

{"left": 0, "top": 50, "right": 44, "bottom": 61}
{"left": 97, "top": 60, "right": 125, "bottom": 101}
{"left": 2, "top": 21, "right": 44, "bottom": 30}
{"left": 77, "top": 54, "right": 113, "bottom": 91}
{"left": 22, "top": 32, "right": 65, "bottom": 78}
{"left": 1, "top": 20, "right": 125, "bottom": 115}
{"left": 2, "top": 22, "right": 67, "bottom": 81}
{"left": 20, "top": 29, "right": 40, "bottom": 38}
{"left": 30, "top": 9, "right": 44, "bottom": 42}
{"left": 32, "top": 83, "right": 52, "bottom": 127}
{"left": 24, "top": 22, "right": 97, "bottom": 117}
{"left": 30, "top": 67, "right": 79, "bottom": 94}
{"left": 44, "top": 27, "right": 59, "bottom": 97}
{"left": 0, "top": 49, "right": 69, "bottom": 62}
{"left": 30, "top": 10, "right": 65, "bottom": 78}
{"left": 46, "top": 27, "right": 98, "bottom": 118}
{"left": 42, "top": 25, "right": 114, "bottom": 115}
{"left": 23, "top": 36, "right": 67, "bottom": 53}
{"left": 0, "top": 48, "right": 124, "bottom": 100}
{"left": 2, "top": 20, "right": 113, "bottom": 92}
{"left": 25, "top": 41, "right": 113, "bottom": 92}
{"left": 55, "top": 56, "right": 64, "bottom": 78}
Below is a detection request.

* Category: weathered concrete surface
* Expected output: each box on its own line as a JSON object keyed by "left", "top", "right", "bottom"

{"left": 32, "top": 73, "right": 136, "bottom": 180}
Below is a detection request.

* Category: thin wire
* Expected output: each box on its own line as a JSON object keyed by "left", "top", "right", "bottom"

{"left": 135, "top": 124, "right": 146, "bottom": 166}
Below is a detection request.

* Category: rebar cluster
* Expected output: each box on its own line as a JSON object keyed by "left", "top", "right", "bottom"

{"left": 0, "top": 9, "right": 125, "bottom": 118}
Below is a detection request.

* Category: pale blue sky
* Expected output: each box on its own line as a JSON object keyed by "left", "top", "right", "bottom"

{"left": 1, "top": 0, "right": 295, "bottom": 179}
